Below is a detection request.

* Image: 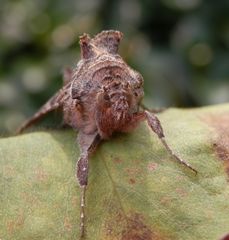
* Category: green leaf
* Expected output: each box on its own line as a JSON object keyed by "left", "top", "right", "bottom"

{"left": 1, "top": 104, "right": 229, "bottom": 240}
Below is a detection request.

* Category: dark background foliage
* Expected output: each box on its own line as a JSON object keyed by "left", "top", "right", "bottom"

{"left": 0, "top": 0, "right": 228, "bottom": 134}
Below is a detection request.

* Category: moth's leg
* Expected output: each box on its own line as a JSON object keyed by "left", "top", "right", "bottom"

{"left": 16, "top": 84, "right": 70, "bottom": 134}
{"left": 76, "top": 132, "right": 101, "bottom": 238}
{"left": 144, "top": 110, "right": 197, "bottom": 174}
{"left": 140, "top": 102, "right": 166, "bottom": 113}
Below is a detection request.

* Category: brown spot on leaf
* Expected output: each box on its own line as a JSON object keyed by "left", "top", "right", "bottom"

{"left": 121, "top": 214, "right": 152, "bottom": 240}
{"left": 34, "top": 167, "right": 48, "bottom": 182}
{"left": 113, "top": 157, "right": 123, "bottom": 164}
{"left": 64, "top": 217, "right": 72, "bottom": 231}
{"left": 175, "top": 188, "right": 188, "bottom": 198}
{"left": 122, "top": 213, "right": 166, "bottom": 240}
{"left": 203, "top": 113, "right": 229, "bottom": 177}
{"left": 160, "top": 196, "right": 172, "bottom": 206}
{"left": 129, "top": 178, "right": 136, "bottom": 184}
{"left": 125, "top": 167, "right": 143, "bottom": 184}
{"left": 148, "top": 162, "right": 158, "bottom": 171}
{"left": 104, "top": 210, "right": 168, "bottom": 240}
{"left": 6, "top": 210, "right": 25, "bottom": 234}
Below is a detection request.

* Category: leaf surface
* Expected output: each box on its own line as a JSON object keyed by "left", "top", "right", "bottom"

{"left": 1, "top": 104, "right": 229, "bottom": 240}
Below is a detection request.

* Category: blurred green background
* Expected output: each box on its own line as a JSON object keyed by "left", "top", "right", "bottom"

{"left": 0, "top": 0, "right": 228, "bottom": 134}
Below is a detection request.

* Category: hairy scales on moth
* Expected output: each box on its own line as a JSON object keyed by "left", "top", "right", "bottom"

{"left": 17, "top": 30, "right": 197, "bottom": 238}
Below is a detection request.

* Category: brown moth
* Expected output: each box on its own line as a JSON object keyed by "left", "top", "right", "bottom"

{"left": 17, "top": 30, "right": 197, "bottom": 238}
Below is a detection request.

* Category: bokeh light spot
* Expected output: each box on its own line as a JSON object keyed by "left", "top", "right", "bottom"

{"left": 1, "top": 2, "right": 28, "bottom": 42}
{"left": 119, "top": 0, "right": 141, "bottom": 24}
{"left": 29, "top": 13, "right": 51, "bottom": 35}
{"left": 51, "top": 24, "right": 75, "bottom": 49}
{"left": 208, "top": 83, "right": 229, "bottom": 104}
{"left": 189, "top": 43, "right": 213, "bottom": 67}
{"left": 4, "top": 112, "right": 26, "bottom": 133}
{"left": 162, "top": 0, "right": 202, "bottom": 10}
{"left": 0, "top": 81, "right": 17, "bottom": 106}
{"left": 22, "top": 67, "right": 47, "bottom": 93}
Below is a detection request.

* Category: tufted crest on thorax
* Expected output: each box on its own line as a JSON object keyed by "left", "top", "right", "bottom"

{"left": 79, "top": 30, "right": 123, "bottom": 59}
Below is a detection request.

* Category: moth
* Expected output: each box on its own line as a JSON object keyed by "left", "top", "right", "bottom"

{"left": 17, "top": 30, "right": 197, "bottom": 238}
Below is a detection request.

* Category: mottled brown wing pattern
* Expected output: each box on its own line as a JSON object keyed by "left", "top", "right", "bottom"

{"left": 16, "top": 83, "right": 71, "bottom": 134}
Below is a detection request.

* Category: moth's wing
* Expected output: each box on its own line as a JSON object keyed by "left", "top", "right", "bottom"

{"left": 16, "top": 83, "right": 71, "bottom": 134}
{"left": 68, "top": 59, "right": 87, "bottom": 99}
